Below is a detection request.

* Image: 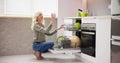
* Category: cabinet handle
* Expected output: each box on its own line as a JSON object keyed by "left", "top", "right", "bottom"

{"left": 113, "top": 39, "right": 120, "bottom": 42}
{"left": 82, "top": 32, "right": 95, "bottom": 35}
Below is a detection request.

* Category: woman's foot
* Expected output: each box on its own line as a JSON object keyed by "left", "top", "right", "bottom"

{"left": 37, "top": 56, "right": 44, "bottom": 60}
{"left": 34, "top": 51, "right": 44, "bottom": 60}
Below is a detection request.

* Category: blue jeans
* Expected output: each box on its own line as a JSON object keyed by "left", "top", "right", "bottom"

{"left": 32, "top": 41, "right": 54, "bottom": 53}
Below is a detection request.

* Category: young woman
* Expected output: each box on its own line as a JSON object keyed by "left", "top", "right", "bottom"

{"left": 31, "top": 12, "right": 64, "bottom": 60}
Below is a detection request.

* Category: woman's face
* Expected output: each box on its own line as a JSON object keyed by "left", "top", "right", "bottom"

{"left": 37, "top": 13, "right": 43, "bottom": 24}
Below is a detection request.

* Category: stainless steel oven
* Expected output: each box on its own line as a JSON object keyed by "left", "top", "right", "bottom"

{"left": 80, "top": 23, "right": 96, "bottom": 57}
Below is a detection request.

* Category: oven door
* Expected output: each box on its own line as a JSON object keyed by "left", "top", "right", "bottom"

{"left": 81, "top": 31, "right": 96, "bottom": 57}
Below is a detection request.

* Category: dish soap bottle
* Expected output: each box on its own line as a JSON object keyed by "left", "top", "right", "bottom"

{"left": 77, "top": 9, "right": 82, "bottom": 17}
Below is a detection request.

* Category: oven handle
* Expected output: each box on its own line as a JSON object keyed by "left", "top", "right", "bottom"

{"left": 82, "top": 31, "right": 95, "bottom": 35}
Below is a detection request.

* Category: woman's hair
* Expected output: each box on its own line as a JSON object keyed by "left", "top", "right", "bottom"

{"left": 31, "top": 12, "right": 44, "bottom": 30}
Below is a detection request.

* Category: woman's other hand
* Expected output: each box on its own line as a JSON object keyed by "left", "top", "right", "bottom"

{"left": 51, "top": 13, "right": 56, "bottom": 24}
{"left": 57, "top": 24, "right": 64, "bottom": 30}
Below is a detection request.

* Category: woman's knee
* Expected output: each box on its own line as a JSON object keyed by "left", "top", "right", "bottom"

{"left": 49, "top": 42, "right": 54, "bottom": 46}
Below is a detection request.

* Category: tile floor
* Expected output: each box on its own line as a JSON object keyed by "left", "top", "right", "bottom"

{"left": 0, "top": 52, "right": 84, "bottom": 63}
{"left": 0, "top": 45, "right": 118, "bottom": 63}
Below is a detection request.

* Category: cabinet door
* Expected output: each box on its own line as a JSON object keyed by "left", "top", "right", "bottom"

{"left": 95, "top": 18, "right": 111, "bottom": 63}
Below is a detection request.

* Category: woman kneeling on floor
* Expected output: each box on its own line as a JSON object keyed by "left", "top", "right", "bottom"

{"left": 31, "top": 11, "right": 64, "bottom": 60}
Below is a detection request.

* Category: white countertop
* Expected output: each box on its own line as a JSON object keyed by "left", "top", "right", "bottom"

{"left": 64, "top": 16, "right": 120, "bottom": 20}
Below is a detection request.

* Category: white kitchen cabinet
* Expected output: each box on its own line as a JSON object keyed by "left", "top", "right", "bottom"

{"left": 63, "top": 16, "right": 111, "bottom": 63}
{"left": 81, "top": 16, "right": 111, "bottom": 63}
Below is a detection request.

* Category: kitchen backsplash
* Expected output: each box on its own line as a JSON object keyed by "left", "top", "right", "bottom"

{"left": 0, "top": 17, "right": 57, "bottom": 56}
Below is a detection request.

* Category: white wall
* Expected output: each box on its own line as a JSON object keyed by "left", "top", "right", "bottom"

{"left": 87, "top": 0, "right": 111, "bottom": 16}
{"left": 0, "top": 0, "right": 4, "bottom": 15}
{"left": 4, "top": 0, "right": 31, "bottom": 15}
{"left": 1, "top": 0, "right": 58, "bottom": 16}
{"left": 57, "top": 0, "right": 82, "bottom": 36}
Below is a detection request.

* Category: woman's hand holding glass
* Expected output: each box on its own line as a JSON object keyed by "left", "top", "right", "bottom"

{"left": 50, "top": 13, "right": 64, "bottom": 30}
{"left": 50, "top": 13, "right": 56, "bottom": 24}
